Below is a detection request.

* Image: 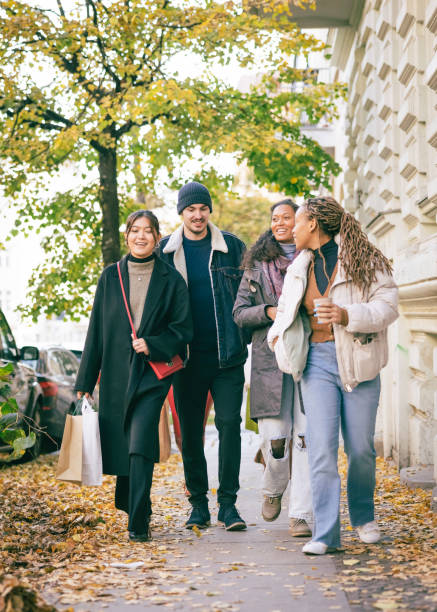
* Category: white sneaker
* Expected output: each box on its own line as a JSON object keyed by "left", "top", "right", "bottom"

{"left": 356, "top": 520, "right": 381, "bottom": 544}
{"left": 302, "top": 541, "right": 329, "bottom": 555}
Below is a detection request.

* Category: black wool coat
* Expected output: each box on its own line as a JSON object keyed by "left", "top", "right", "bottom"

{"left": 74, "top": 254, "right": 193, "bottom": 475}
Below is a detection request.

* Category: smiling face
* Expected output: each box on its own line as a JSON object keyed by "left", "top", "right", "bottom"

{"left": 125, "top": 216, "right": 159, "bottom": 258}
{"left": 271, "top": 204, "right": 296, "bottom": 243}
{"left": 181, "top": 203, "right": 211, "bottom": 240}
{"left": 292, "top": 206, "right": 319, "bottom": 250}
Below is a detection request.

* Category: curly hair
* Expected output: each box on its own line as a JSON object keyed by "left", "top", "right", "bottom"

{"left": 303, "top": 196, "right": 392, "bottom": 290}
{"left": 242, "top": 198, "right": 298, "bottom": 269}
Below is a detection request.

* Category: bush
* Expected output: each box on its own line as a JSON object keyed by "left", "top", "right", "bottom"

{"left": 0, "top": 363, "right": 35, "bottom": 460}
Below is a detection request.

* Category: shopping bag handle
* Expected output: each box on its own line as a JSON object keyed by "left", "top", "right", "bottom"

{"left": 73, "top": 396, "right": 96, "bottom": 415}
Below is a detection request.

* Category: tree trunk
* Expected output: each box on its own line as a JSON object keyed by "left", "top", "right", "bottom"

{"left": 98, "top": 148, "right": 121, "bottom": 266}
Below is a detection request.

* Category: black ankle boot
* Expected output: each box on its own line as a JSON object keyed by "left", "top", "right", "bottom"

{"left": 185, "top": 504, "right": 210, "bottom": 529}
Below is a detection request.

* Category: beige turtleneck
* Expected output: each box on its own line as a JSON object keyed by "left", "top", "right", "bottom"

{"left": 127, "top": 259, "right": 155, "bottom": 332}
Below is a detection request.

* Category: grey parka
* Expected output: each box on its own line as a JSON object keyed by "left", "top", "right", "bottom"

{"left": 233, "top": 261, "right": 286, "bottom": 420}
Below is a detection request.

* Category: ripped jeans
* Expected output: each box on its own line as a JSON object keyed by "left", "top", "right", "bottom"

{"left": 258, "top": 379, "right": 313, "bottom": 521}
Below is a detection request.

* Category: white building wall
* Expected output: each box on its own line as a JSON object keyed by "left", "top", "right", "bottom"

{"left": 332, "top": 0, "right": 437, "bottom": 476}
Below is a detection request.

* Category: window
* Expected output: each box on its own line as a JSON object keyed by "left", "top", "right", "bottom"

{"left": 47, "top": 351, "right": 63, "bottom": 376}
{"left": 57, "top": 351, "right": 79, "bottom": 377}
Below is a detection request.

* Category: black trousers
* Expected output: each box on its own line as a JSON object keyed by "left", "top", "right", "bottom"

{"left": 172, "top": 351, "right": 245, "bottom": 507}
{"left": 115, "top": 371, "right": 171, "bottom": 533}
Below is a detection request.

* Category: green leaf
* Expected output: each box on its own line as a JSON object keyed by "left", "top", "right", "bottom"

{"left": 0, "top": 427, "right": 26, "bottom": 444}
{"left": 13, "top": 431, "right": 36, "bottom": 451}
{"left": 0, "top": 413, "right": 19, "bottom": 429}
{"left": 1, "top": 397, "right": 19, "bottom": 415}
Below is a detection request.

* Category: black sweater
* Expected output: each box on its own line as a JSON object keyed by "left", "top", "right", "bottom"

{"left": 313, "top": 239, "right": 338, "bottom": 294}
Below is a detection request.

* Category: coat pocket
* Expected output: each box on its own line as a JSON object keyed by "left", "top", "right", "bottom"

{"left": 352, "top": 334, "right": 386, "bottom": 382}
{"left": 220, "top": 266, "right": 243, "bottom": 295}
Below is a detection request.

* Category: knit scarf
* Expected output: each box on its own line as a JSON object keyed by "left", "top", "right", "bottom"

{"left": 262, "top": 254, "right": 295, "bottom": 300}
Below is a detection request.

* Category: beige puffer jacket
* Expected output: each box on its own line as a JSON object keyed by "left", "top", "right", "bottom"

{"left": 267, "top": 247, "right": 399, "bottom": 391}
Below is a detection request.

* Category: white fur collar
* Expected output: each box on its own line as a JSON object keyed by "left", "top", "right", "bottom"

{"left": 162, "top": 221, "right": 228, "bottom": 283}
{"left": 163, "top": 221, "right": 228, "bottom": 255}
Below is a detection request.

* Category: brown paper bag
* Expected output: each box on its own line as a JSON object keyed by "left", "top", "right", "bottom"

{"left": 158, "top": 402, "right": 171, "bottom": 463}
{"left": 56, "top": 414, "right": 83, "bottom": 483}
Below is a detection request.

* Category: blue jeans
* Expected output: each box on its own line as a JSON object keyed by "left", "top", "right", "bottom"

{"left": 301, "top": 342, "right": 380, "bottom": 547}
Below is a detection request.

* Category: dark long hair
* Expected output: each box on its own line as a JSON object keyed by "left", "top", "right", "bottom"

{"left": 242, "top": 198, "right": 298, "bottom": 269}
{"left": 125, "top": 210, "right": 160, "bottom": 244}
{"left": 303, "top": 196, "right": 392, "bottom": 290}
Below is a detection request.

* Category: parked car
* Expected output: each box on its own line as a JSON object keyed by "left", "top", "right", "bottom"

{"left": 22, "top": 347, "right": 81, "bottom": 444}
{"left": 69, "top": 349, "right": 83, "bottom": 361}
{"left": 0, "top": 308, "right": 43, "bottom": 458}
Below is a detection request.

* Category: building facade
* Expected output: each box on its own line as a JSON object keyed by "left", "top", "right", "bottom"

{"left": 328, "top": 0, "right": 437, "bottom": 483}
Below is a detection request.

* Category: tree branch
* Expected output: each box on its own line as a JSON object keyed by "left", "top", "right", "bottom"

{"left": 3, "top": 96, "right": 73, "bottom": 134}
{"left": 114, "top": 109, "right": 173, "bottom": 139}
{"left": 86, "top": 0, "right": 122, "bottom": 91}
{"left": 89, "top": 138, "right": 110, "bottom": 155}
{"left": 56, "top": 1, "right": 65, "bottom": 17}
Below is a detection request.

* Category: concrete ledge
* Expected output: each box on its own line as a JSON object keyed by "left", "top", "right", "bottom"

{"left": 400, "top": 466, "right": 436, "bottom": 490}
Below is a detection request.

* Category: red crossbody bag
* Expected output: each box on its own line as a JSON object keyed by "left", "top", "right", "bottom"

{"left": 117, "top": 261, "right": 184, "bottom": 380}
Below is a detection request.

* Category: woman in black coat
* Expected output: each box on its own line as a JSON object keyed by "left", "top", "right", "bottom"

{"left": 75, "top": 210, "right": 192, "bottom": 542}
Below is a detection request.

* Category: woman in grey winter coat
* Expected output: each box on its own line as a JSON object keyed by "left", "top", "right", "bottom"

{"left": 233, "top": 199, "right": 312, "bottom": 536}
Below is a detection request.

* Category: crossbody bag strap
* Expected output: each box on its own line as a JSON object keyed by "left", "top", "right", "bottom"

{"left": 117, "top": 261, "right": 137, "bottom": 340}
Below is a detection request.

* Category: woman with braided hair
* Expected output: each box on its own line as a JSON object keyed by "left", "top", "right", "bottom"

{"left": 267, "top": 196, "right": 398, "bottom": 555}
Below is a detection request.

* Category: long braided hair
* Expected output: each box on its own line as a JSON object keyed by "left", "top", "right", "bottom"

{"left": 303, "top": 196, "right": 392, "bottom": 290}
{"left": 242, "top": 198, "right": 298, "bottom": 269}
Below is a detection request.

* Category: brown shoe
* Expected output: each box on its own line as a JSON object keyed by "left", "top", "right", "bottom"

{"left": 262, "top": 495, "right": 282, "bottom": 522}
{"left": 289, "top": 518, "right": 312, "bottom": 537}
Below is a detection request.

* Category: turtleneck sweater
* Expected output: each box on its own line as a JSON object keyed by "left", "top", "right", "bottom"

{"left": 313, "top": 238, "right": 338, "bottom": 294}
{"left": 127, "top": 253, "right": 155, "bottom": 332}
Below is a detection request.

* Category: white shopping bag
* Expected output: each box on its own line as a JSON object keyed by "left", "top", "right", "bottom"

{"left": 81, "top": 397, "right": 103, "bottom": 486}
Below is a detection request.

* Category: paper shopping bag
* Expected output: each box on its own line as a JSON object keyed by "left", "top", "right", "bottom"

{"left": 158, "top": 402, "right": 171, "bottom": 463}
{"left": 56, "top": 414, "right": 83, "bottom": 484}
{"left": 81, "top": 406, "right": 103, "bottom": 486}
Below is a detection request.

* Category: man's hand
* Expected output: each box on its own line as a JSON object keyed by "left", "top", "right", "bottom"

{"left": 132, "top": 335, "right": 150, "bottom": 355}
{"left": 77, "top": 392, "right": 91, "bottom": 399}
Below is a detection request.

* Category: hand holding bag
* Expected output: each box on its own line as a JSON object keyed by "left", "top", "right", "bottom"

{"left": 117, "top": 261, "right": 184, "bottom": 379}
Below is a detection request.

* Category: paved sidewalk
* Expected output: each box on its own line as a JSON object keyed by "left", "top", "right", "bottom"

{"left": 73, "top": 426, "right": 350, "bottom": 612}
